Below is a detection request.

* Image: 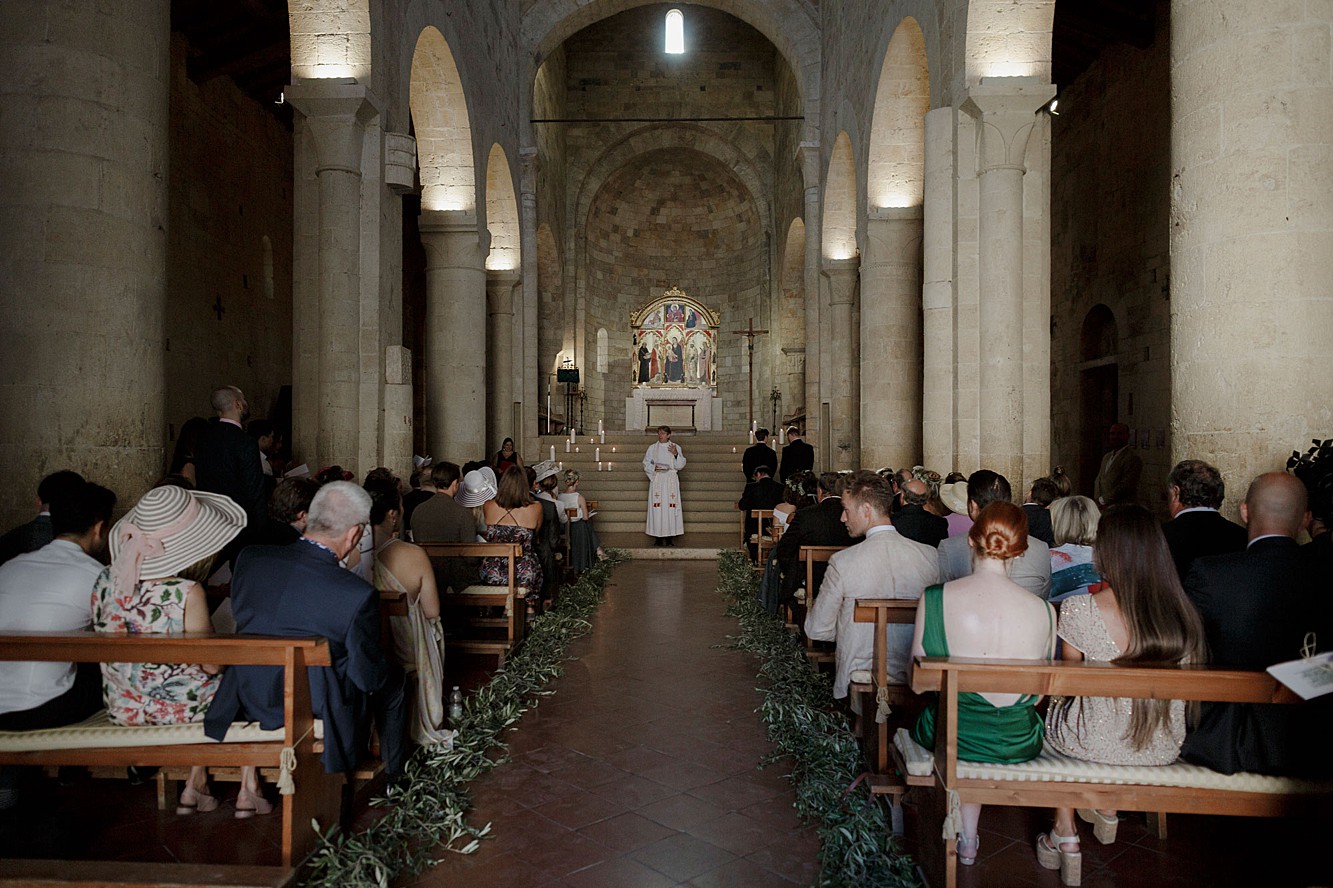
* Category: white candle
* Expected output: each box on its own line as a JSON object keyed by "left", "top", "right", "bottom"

{"left": 779, "top": 427, "right": 786, "bottom": 445}
{"left": 558, "top": 461, "right": 563, "bottom": 470}
{"left": 600, "top": 432, "right": 605, "bottom": 444}
{"left": 589, "top": 437, "right": 595, "bottom": 444}
{"left": 608, "top": 462, "right": 613, "bottom": 471}
{"left": 550, "top": 445, "right": 556, "bottom": 461}
{"left": 576, "top": 446, "right": 580, "bottom": 453}
{"left": 599, "top": 419, "right": 604, "bottom": 434}
{"left": 749, "top": 431, "right": 755, "bottom": 444}
{"left": 565, "top": 440, "right": 571, "bottom": 453}
{"left": 611, "top": 447, "right": 616, "bottom": 453}
{"left": 570, "top": 426, "right": 575, "bottom": 440}
{"left": 732, "top": 446, "right": 737, "bottom": 453}
{"left": 597, "top": 461, "right": 603, "bottom": 472}
{"left": 752, "top": 419, "right": 757, "bottom": 432}
{"left": 595, "top": 447, "right": 601, "bottom": 461}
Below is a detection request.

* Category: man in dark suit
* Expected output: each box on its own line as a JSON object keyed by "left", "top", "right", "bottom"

{"left": 775, "top": 471, "right": 854, "bottom": 601}
{"left": 1181, "top": 472, "right": 1332, "bottom": 776}
{"left": 892, "top": 478, "right": 948, "bottom": 548}
{"left": 741, "top": 428, "right": 778, "bottom": 482}
{"left": 0, "top": 471, "right": 84, "bottom": 568}
{"left": 738, "top": 465, "right": 785, "bottom": 558}
{"left": 1162, "top": 459, "right": 1248, "bottom": 580}
{"left": 777, "top": 427, "right": 814, "bottom": 482}
{"left": 1020, "top": 477, "right": 1058, "bottom": 546}
{"left": 194, "top": 385, "right": 268, "bottom": 541}
{"left": 204, "top": 482, "right": 408, "bottom": 779}
{"left": 408, "top": 462, "right": 478, "bottom": 593}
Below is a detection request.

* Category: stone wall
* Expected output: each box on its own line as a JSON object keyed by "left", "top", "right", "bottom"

{"left": 165, "top": 35, "right": 293, "bottom": 450}
{"left": 583, "top": 149, "right": 765, "bottom": 429}
{"left": 1049, "top": 1, "right": 1171, "bottom": 510}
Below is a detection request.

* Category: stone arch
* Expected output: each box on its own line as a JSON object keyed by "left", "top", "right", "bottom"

{"left": 868, "top": 18, "right": 929, "bottom": 209}
{"left": 965, "top": 0, "right": 1055, "bottom": 83}
{"left": 572, "top": 124, "right": 772, "bottom": 239}
{"left": 288, "top": 0, "right": 371, "bottom": 80}
{"left": 523, "top": 0, "right": 820, "bottom": 140}
{"left": 1081, "top": 303, "right": 1118, "bottom": 361}
{"left": 410, "top": 26, "right": 474, "bottom": 212}
{"left": 821, "top": 132, "right": 857, "bottom": 259}
{"left": 484, "top": 144, "right": 519, "bottom": 271}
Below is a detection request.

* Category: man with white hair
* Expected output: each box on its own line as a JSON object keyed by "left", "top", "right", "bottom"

{"left": 205, "top": 482, "right": 408, "bottom": 780}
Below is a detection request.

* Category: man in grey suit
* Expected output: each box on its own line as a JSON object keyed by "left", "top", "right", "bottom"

{"left": 938, "top": 470, "right": 1051, "bottom": 598}
{"left": 409, "top": 462, "right": 479, "bottom": 593}
{"left": 804, "top": 471, "right": 940, "bottom": 700}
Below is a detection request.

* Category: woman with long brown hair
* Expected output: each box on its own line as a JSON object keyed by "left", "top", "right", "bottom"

{"left": 1037, "top": 504, "right": 1208, "bottom": 885}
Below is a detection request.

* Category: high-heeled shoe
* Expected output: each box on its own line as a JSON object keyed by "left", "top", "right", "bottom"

{"left": 234, "top": 787, "right": 274, "bottom": 819}
{"left": 176, "top": 785, "right": 220, "bottom": 815}
{"left": 1077, "top": 808, "right": 1118, "bottom": 844}
{"left": 1036, "top": 831, "right": 1082, "bottom": 886}
{"left": 956, "top": 833, "right": 979, "bottom": 866}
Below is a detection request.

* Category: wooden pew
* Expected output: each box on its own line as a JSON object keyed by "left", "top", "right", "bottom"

{"left": 748, "top": 509, "right": 775, "bottom": 568}
{"left": 0, "top": 631, "right": 340, "bottom": 886}
{"left": 417, "top": 542, "right": 527, "bottom": 665}
{"left": 850, "top": 598, "right": 923, "bottom": 790}
{"left": 905, "top": 656, "right": 1333, "bottom": 888}
{"left": 794, "top": 545, "right": 846, "bottom": 665}
{"left": 756, "top": 517, "right": 783, "bottom": 570}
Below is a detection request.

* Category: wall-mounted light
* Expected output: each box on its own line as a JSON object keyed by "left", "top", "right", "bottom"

{"left": 1042, "top": 96, "right": 1060, "bottom": 116}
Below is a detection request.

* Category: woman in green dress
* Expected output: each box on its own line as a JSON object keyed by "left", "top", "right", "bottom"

{"left": 909, "top": 501, "right": 1057, "bottom": 867}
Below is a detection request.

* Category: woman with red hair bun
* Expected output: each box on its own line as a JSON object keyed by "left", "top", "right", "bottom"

{"left": 909, "top": 501, "right": 1057, "bottom": 868}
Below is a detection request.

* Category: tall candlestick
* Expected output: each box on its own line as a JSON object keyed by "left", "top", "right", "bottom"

{"left": 547, "top": 395, "right": 552, "bottom": 432}
{"left": 569, "top": 426, "right": 575, "bottom": 441}
{"left": 599, "top": 419, "right": 604, "bottom": 434}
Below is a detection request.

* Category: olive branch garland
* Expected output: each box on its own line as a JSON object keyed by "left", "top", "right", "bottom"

{"left": 301, "top": 550, "right": 629, "bottom": 888}
{"left": 715, "top": 549, "right": 920, "bottom": 888}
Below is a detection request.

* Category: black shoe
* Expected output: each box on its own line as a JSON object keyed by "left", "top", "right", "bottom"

{"left": 665, "top": 537, "right": 675, "bottom": 547}
{"left": 653, "top": 538, "right": 663, "bottom": 547}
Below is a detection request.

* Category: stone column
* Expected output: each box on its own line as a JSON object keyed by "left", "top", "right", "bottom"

{"left": 798, "top": 143, "right": 823, "bottom": 463}
{"left": 286, "top": 81, "right": 378, "bottom": 470}
{"left": 823, "top": 258, "right": 860, "bottom": 470}
{"left": 486, "top": 269, "right": 520, "bottom": 449}
{"left": 0, "top": 0, "right": 169, "bottom": 525}
{"left": 861, "top": 208, "right": 924, "bottom": 470}
{"left": 922, "top": 107, "right": 956, "bottom": 472}
{"left": 419, "top": 211, "right": 486, "bottom": 461}
{"left": 961, "top": 79, "right": 1053, "bottom": 485}
{"left": 518, "top": 148, "right": 540, "bottom": 453}
{"left": 1171, "top": 2, "right": 1333, "bottom": 489}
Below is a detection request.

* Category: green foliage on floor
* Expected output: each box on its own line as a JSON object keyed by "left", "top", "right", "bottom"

{"left": 716, "top": 549, "right": 921, "bottom": 888}
{"left": 302, "top": 550, "right": 630, "bottom": 888}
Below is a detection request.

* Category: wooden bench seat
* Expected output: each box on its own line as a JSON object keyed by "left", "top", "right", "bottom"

{"left": 848, "top": 598, "right": 923, "bottom": 811}
{"left": 906, "top": 656, "right": 1333, "bottom": 887}
{"left": 792, "top": 545, "right": 846, "bottom": 665}
{"left": 415, "top": 542, "right": 527, "bottom": 665}
{"left": 0, "top": 630, "right": 340, "bottom": 885}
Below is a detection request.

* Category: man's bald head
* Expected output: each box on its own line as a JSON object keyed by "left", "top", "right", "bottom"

{"left": 1240, "top": 472, "right": 1310, "bottom": 541}
{"left": 901, "top": 478, "right": 929, "bottom": 506}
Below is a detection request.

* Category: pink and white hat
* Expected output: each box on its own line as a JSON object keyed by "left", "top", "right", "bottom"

{"left": 109, "top": 484, "right": 247, "bottom": 592}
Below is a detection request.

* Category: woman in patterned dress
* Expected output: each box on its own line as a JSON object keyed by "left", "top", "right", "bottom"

{"left": 92, "top": 483, "right": 271, "bottom": 818}
{"left": 1036, "top": 505, "right": 1208, "bottom": 885}
{"left": 479, "top": 466, "right": 544, "bottom": 595}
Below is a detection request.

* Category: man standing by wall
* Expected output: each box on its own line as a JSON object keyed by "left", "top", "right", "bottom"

{"left": 195, "top": 386, "right": 267, "bottom": 544}
{"left": 1094, "top": 423, "right": 1142, "bottom": 508}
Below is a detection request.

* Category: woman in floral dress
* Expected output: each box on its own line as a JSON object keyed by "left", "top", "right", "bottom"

{"left": 92, "top": 483, "right": 270, "bottom": 817}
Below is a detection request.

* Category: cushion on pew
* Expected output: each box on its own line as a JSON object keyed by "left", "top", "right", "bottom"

{"left": 0, "top": 710, "right": 324, "bottom": 751}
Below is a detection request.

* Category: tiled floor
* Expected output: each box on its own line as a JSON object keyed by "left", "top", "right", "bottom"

{"left": 409, "top": 559, "right": 822, "bottom": 888}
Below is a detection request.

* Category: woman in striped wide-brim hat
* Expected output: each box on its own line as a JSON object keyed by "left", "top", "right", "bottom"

{"left": 90, "top": 483, "right": 271, "bottom": 818}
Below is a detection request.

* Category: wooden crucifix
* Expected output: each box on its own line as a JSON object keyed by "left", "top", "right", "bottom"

{"left": 730, "top": 317, "right": 768, "bottom": 427}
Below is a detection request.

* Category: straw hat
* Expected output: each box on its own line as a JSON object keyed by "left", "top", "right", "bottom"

{"left": 532, "top": 460, "right": 561, "bottom": 484}
{"left": 456, "top": 467, "right": 498, "bottom": 507}
{"left": 109, "top": 485, "right": 247, "bottom": 591}
{"left": 939, "top": 480, "right": 970, "bottom": 516}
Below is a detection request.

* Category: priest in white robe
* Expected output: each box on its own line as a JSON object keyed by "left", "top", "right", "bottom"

{"left": 643, "top": 425, "right": 686, "bottom": 546}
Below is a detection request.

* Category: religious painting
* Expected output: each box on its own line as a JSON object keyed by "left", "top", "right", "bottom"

{"left": 630, "top": 287, "right": 720, "bottom": 388}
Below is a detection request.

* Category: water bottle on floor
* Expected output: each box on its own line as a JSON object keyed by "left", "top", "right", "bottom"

{"left": 449, "top": 686, "right": 464, "bottom": 726}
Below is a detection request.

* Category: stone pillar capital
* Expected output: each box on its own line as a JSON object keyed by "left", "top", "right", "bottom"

{"left": 961, "top": 77, "right": 1055, "bottom": 173}
{"left": 384, "top": 132, "right": 417, "bottom": 194}
{"left": 822, "top": 257, "right": 860, "bottom": 305}
{"left": 286, "top": 80, "right": 381, "bottom": 175}
{"left": 419, "top": 210, "right": 483, "bottom": 270}
{"left": 486, "top": 268, "right": 521, "bottom": 315}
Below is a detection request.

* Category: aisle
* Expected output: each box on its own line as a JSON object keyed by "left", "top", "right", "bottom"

{"left": 411, "top": 560, "right": 821, "bottom": 887}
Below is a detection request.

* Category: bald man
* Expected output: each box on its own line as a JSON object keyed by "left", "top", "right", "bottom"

{"left": 891, "top": 478, "right": 948, "bottom": 548}
{"left": 1181, "top": 472, "right": 1332, "bottom": 776}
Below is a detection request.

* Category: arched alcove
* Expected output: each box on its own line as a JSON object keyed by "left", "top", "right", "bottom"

{"left": 868, "top": 18, "right": 929, "bottom": 209}
{"left": 1080, "top": 303, "right": 1118, "bottom": 360}
{"left": 822, "top": 132, "right": 858, "bottom": 259}
{"left": 484, "top": 144, "right": 519, "bottom": 270}
{"left": 410, "top": 27, "right": 474, "bottom": 212}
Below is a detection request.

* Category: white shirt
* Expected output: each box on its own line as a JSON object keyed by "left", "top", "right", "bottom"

{"left": 0, "top": 540, "right": 103, "bottom": 714}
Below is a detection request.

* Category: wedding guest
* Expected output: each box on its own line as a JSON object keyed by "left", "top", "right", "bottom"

{"left": 1049, "top": 496, "right": 1101, "bottom": 602}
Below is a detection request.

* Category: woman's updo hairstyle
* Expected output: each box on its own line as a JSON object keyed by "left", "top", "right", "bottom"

{"left": 968, "top": 501, "right": 1029, "bottom": 561}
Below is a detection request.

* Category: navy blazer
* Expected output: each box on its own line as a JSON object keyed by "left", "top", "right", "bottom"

{"left": 777, "top": 440, "right": 814, "bottom": 482}
{"left": 203, "top": 539, "right": 389, "bottom": 774}
{"left": 774, "top": 496, "right": 854, "bottom": 597}
{"left": 1162, "top": 509, "right": 1247, "bottom": 581}
{"left": 1181, "top": 536, "right": 1333, "bottom": 775}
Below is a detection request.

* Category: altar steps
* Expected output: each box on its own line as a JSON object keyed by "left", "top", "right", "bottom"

{"left": 537, "top": 432, "right": 782, "bottom": 539}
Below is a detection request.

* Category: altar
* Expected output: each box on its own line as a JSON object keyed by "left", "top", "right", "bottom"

{"left": 626, "top": 385, "right": 722, "bottom": 431}
{"left": 625, "top": 287, "right": 722, "bottom": 431}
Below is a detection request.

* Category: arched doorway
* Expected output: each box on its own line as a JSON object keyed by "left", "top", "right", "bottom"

{"left": 1078, "top": 304, "right": 1119, "bottom": 496}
